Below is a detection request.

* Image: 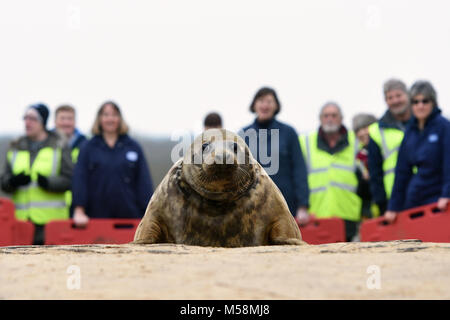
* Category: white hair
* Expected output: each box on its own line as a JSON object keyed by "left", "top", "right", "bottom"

{"left": 319, "top": 101, "right": 343, "bottom": 119}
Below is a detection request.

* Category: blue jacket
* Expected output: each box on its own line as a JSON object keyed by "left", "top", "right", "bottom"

{"left": 70, "top": 128, "right": 87, "bottom": 151}
{"left": 72, "top": 134, "right": 154, "bottom": 218}
{"left": 367, "top": 110, "right": 412, "bottom": 211}
{"left": 50, "top": 128, "right": 87, "bottom": 153}
{"left": 240, "top": 118, "right": 309, "bottom": 216}
{"left": 388, "top": 107, "right": 450, "bottom": 211}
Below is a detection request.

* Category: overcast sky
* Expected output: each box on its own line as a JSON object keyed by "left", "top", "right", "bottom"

{"left": 1, "top": 0, "right": 449, "bottom": 138}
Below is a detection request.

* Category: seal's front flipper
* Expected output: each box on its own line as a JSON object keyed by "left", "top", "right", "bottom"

{"left": 130, "top": 239, "right": 158, "bottom": 245}
{"left": 132, "top": 217, "right": 167, "bottom": 245}
{"left": 268, "top": 218, "right": 306, "bottom": 246}
{"left": 270, "top": 238, "right": 308, "bottom": 246}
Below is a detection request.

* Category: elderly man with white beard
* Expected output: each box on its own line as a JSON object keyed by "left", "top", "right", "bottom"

{"left": 299, "top": 102, "right": 363, "bottom": 241}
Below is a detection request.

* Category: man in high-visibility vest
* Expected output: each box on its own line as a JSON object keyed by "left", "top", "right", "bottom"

{"left": 299, "top": 102, "right": 362, "bottom": 241}
{"left": 0, "top": 103, "right": 73, "bottom": 244}
{"left": 53, "top": 104, "right": 87, "bottom": 215}
{"left": 54, "top": 105, "right": 87, "bottom": 163}
{"left": 368, "top": 79, "right": 412, "bottom": 216}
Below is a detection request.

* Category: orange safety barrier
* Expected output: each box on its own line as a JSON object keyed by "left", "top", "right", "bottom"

{"left": 44, "top": 219, "right": 141, "bottom": 245}
{"left": 298, "top": 217, "right": 346, "bottom": 244}
{"left": 360, "top": 203, "right": 450, "bottom": 242}
{"left": 0, "top": 197, "right": 35, "bottom": 246}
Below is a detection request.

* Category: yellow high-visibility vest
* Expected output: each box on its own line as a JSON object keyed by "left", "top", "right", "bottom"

{"left": 71, "top": 147, "right": 80, "bottom": 164}
{"left": 299, "top": 131, "right": 362, "bottom": 222}
{"left": 64, "top": 146, "right": 81, "bottom": 208}
{"left": 7, "top": 147, "right": 68, "bottom": 225}
{"left": 368, "top": 122, "right": 404, "bottom": 199}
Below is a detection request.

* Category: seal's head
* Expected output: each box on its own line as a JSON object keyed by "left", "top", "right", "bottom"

{"left": 181, "top": 129, "right": 256, "bottom": 202}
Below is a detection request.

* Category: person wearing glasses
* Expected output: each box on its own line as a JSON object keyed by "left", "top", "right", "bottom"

{"left": 367, "top": 79, "right": 412, "bottom": 216}
{"left": 385, "top": 81, "right": 450, "bottom": 223}
{"left": 0, "top": 103, "right": 73, "bottom": 244}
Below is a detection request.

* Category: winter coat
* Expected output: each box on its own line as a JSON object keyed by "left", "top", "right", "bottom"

{"left": 72, "top": 134, "right": 154, "bottom": 219}
{"left": 240, "top": 118, "right": 309, "bottom": 216}
{"left": 388, "top": 107, "right": 450, "bottom": 211}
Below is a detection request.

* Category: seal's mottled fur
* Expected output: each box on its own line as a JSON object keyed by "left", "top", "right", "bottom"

{"left": 133, "top": 129, "right": 304, "bottom": 247}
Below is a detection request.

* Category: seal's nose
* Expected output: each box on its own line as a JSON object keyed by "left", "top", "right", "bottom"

{"left": 214, "top": 151, "right": 234, "bottom": 164}
{"left": 214, "top": 153, "right": 224, "bottom": 164}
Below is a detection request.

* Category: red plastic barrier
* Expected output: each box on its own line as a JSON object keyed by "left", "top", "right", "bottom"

{"left": 0, "top": 197, "right": 15, "bottom": 221}
{"left": 360, "top": 215, "right": 408, "bottom": 242}
{"left": 400, "top": 204, "right": 450, "bottom": 242}
{"left": 44, "top": 219, "right": 141, "bottom": 245}
{"left": 0, "top": 197, "right": 35, "bottom": 246}
{"left": 360, "top": 203, "right": 450, "bottom": 242}
{"left": 0, "top": 198, "right": 15, "bottom": 245}
{"left": 298, "top": 217, "right": 346, "bottom": 244}
{"left": 11, "top": 221, "right": 35, "bottom": 245}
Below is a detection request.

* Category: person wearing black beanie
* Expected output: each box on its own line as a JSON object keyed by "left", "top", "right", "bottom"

{"left": 28, "top": 103, "right": 50, "bottom": 129}
{"left": 1, "top": 103, "right": 74, "bottom": 245}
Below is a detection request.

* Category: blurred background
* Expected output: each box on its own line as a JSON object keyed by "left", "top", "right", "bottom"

{"left": 1, "top": 0, "right": 449, "bottom": 191}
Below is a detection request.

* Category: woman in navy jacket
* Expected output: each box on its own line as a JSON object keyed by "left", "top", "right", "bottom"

{"left": 240, "top": 87, "right": 310, "bottom": 225}
{"left": 385, "top": 81, "right": 450, "bottom": 222}
{"left": 72, "top": 101, "right": 153, "bottom": 226}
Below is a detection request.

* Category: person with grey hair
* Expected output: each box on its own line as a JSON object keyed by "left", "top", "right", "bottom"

{"left": 318, "top": 101, "right": 344, "bottom": 132}
{"left": 367, "top": 78, "right": 412, "bottom": 217}
{"left": 353, "top": 113, "right": 378, "bottom": 218}
{"left": 385, "top": 80, "right": 450, "bottom": 223}
{"left": 353, "top": 113, "right": 377, "bottom": 147}
{"left": 299, "top": 102, "right": 363, "bottom": 241}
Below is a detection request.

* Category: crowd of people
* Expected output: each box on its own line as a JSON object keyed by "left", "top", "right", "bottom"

{"left": 211, "top": 78, "right": 450, "bottom": 241}
{"left": 0, "top": 102, "right": 154, "bottom": 244}
{"left": 1, "top": 78, "right": 449, "bottom": 244}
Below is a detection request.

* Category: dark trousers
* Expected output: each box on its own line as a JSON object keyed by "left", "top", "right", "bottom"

{"left": 33, "top": 224, "right": 45, "bottom": 245}
{"left": 344, "top": 220, "right": 357, "bottom": 242}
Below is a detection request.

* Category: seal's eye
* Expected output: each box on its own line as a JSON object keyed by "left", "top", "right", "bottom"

{"left": 233, "top": 142, "right": 239, "bottom": 154}
{"left": 202, "top": 143, "right": 210, "bottom": 153}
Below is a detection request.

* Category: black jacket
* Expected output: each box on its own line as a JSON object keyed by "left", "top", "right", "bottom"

{"left": 367, "top": 110, "right": 412, "bottom": 212}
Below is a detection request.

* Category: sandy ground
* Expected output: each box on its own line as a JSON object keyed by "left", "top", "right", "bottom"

{"left": 1, "top": 240, "right": 450, "bottom": 299}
